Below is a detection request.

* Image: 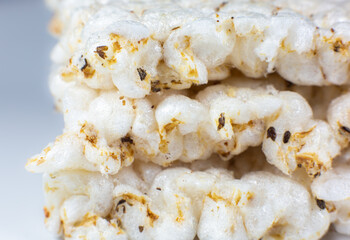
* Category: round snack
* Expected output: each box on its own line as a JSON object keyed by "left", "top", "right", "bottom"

{"left": 47, "top": 0, "right": 350, "bottom": 100}
{"left": 27, "top": 81, "right": 341, "bottom": 176}
{"left": 43, "top": 161, "right": 330, "bottom": 240}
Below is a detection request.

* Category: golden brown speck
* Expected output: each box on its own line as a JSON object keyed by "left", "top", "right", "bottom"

{"left": 80, "top": 122, "right": 98, "bottom": 147}
{"left": 80, "top": 59, "right": 96, "bottom": 78}
{"left": 43, "top": 207, "right": 50, "bottom": 218}
{"left": 147, "top": 208, "right": 159, "bottom": 227}
{"left": 188, "top": 68, "right": 198, "bottom": 78}
{"left": 163, "top": 118, "right": 184, "bottom": 133}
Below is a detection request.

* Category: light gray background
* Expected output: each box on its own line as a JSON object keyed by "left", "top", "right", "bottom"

{"left": 0, "top": 0, "right": 61, "bottom": 239}
{"left": 0, "top": 0, "right": 349, "bottom": 239}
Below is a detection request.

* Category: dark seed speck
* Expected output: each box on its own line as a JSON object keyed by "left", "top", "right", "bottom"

{"left": 121, "top": 136, "right": 134, "bottom": 144}
{"left": 316, "top": 199, "right": 326, "bottom": 210}
{"left": 283, "top": 131, "right": 291, "bottom": 143}
{"left": 341, "top": 126, "right": 350, "bottom": 133}
{"left": 267, "top": 127, "right": 276, "bottom": 141}
{"left": 95, "top": 46, "right": 108, "bottom": 59}
{"left": 137, "top": 68, "right": 147, "bottom": 81}
{"left": 217, "top": 113, "right": 225, "bottom": 130}
{"left": 81, "top": 58, "right": 88, "bottom": 71}
{"left": 117, "top": 199, "right": 126, "bottom": 206}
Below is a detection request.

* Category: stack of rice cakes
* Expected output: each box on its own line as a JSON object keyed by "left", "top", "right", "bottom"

{"left": 27, "top": 0, "right": 350, "bottom": 239}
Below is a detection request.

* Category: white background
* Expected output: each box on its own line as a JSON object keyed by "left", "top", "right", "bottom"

{"left": 0, "top": 0, "right": 349, "bottom": 239}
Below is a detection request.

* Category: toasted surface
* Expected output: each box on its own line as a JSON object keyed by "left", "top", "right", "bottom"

{"left": 26, "top": 1, "right": 350, "bottom": 239}
{"left": 46, "top": 0, "right": 350, "bottom": 100}
{"left": 43, "top": 161, "right": 330, "bottom": 240}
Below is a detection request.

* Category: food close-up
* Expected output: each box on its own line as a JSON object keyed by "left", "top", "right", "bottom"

{"left": 26, "top": 0, "right": 350, "bottom": 239}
